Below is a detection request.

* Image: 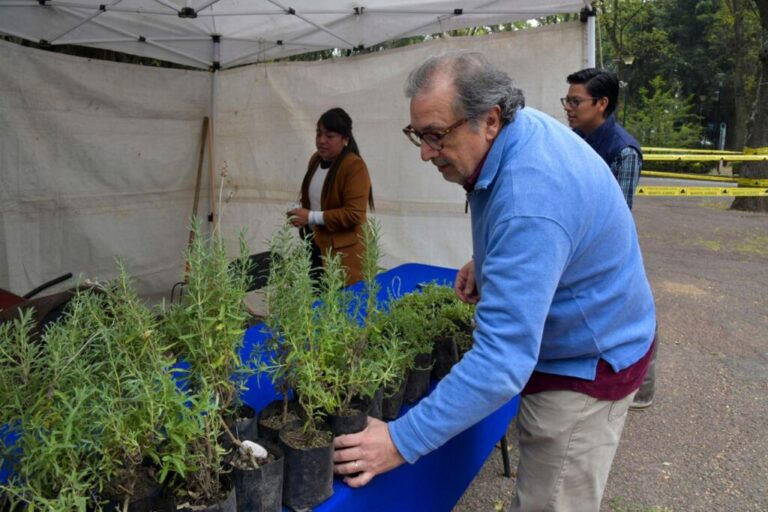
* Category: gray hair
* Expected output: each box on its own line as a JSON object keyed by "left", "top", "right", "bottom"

{"left": 404, "top": 50, "right": 525, "bottom": 127}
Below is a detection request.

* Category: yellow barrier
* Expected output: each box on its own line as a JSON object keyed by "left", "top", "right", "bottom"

{"left": 636, "top": 186, "right": 768, "bottom": 197}
{"left": 642, "top": 147, "right": 741, "bottom": 155}
{"left": 643, "top": 154, "right": 768, "bottom": 162}
{"left": 641, "top": 171, "right": 768, "bottom": 187}
{"left": 744, "top": 146, "right": 768, "bottom": 155}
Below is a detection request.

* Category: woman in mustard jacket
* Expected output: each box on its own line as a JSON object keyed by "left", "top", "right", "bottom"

{"left": 288, "top": 108, "right": 374, "bottom": 286}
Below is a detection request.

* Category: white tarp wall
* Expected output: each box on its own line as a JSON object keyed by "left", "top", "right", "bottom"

{"left": 216, "top": 22, "right": 586, "bottom": 270}
{"left": 0, "top": 22, "right": 586, "bottom": 298}
{"left": 0, "top": 39, "right": 210, "bottom": 298}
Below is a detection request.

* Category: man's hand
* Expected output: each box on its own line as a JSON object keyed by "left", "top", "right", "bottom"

{"left": 288, "top": 207, "right": 309, "bottom": 227}
{"left": 455, "top": 260, "right": 480, "bottom": 304}
{"left": 333, "top": 417, "right": 406, "bottom": 487}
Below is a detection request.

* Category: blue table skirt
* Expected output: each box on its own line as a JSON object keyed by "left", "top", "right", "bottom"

{"left": 241, "top": 263, "right": 520, "bottom": 512}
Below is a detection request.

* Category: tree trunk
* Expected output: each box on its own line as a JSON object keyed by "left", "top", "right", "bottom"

{"left": 731, "top": 0, "right": 768, "bottom": 212}
{"left": 730, "top": 0, "right": 749, "bottom": 150}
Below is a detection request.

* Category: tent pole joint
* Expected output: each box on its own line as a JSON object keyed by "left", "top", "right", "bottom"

{"left": 178, "top": 7, "right": 197, "bottom": 19}
{"left": 580, "top": 6, "right": 596, "bottom": 23}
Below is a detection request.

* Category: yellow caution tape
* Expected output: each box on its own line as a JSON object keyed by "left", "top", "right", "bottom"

{"left": 642, "top": 146, "right": 741, "bottom": 155}
{"left": 641, "top": 171, "right": 768, "bottom": 187}
{"left": 744, "top": 146, "right": 768, "bottom": 155}
{"left": 644, "top": 154, "right": 768, "bottom": 162}
{"left": 636, "top": 186, "right": 768, "bottom": 197}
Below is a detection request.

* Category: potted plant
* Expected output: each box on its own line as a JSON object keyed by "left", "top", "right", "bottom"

{"left": 416, "top": 283, "right": 472, "bottom": 380}
{"left": 258, "top": 221, "right": 314, "bottom": 442}
{"left": 367, "top": 310, "right": 416, "bottom": 421}
{"left": 437, "top": 290, "right": 476, "bottom": 360}
{"left": 0, "top": 268, "right": 185, "bottom": 511}
{"left": 260, "top": 218, "right": 398, "bottom": 510}
{"left": 260, "top": 221, "right": 335, "bottom": 511}
{"left": 313, "top": 219, "right": 399, "bottom": 435}
{"left": 382, "top": 291, "right": 438, "bottom": 404}
{"left": 159, "top": 221, "right": 258, "bottom": 511}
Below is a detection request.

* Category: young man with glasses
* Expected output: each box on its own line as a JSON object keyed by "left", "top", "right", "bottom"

{"left": 333, "top": 51, "right": 656, "bottom": 511}
{"left": 564, "top": 68, "right": 642, "bottom": 210}
{"left": 565, "top": 68, "right": 656, "bottom": 410}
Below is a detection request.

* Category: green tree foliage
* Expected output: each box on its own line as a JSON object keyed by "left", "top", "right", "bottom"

{"left": 624, "top": 76, "right": 702, "bottom": 149}
{"left": 596, "top": 0, "right": 761, "bottom": 151}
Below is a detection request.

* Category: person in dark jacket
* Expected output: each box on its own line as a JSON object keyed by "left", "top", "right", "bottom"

{"left": 564, "top": 68, "right": 656, "bottom": 409}
{"left": 563, "top": 68, "right": 642, "bottom": 209}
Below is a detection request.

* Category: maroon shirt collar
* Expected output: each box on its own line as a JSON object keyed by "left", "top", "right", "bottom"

{"left": 462, "top": 146, "right": 492, "bottom": 192}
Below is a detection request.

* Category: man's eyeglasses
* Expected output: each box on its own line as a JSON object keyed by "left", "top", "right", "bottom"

{"left": 560, "top": 96, "right": 600, "bottom": 109}
{"left": 402, "top": 118, "right": 468, "bottom": 150}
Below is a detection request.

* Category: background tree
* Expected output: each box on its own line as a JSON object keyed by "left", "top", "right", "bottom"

{"left": 624, "top": 76, "right": 702, "bottom": 149}
{"left": 732, "top": 0, "right": 768, "bottom": 211}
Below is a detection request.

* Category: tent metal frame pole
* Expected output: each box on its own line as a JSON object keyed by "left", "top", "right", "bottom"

{"left": 46, "top": 0, "right": 115, "bottom": 43}
{"left": 266, "top": 0, "right": 356, "bottom": 49}
{"left": 52, "top": 4, "right": 212, "bottom": 67}
{"left": 208, "top": 69, "right": 218, "bottom": 227}
{"left": 586, "top": 4, "right": 596, "bottom": 68}
{"left": 223, "top": 15, "right": 357, "bottom": 67}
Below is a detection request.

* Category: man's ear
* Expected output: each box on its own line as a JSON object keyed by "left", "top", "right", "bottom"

{"left": 485, "top": 105, "right": 502, "bottom": 140}
{"left": 598, "top": 97, "right": 610, "bottom": 116}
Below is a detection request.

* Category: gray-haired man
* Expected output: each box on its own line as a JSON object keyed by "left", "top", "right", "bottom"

{"left": 334, "top": 51, "right": 656, "bottom": 511}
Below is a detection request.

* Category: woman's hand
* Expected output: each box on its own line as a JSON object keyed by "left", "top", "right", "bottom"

{"left": 333, "top": 418, "right": 406, "bottom": 488}
{"left": 288, "top": 207, "right": 310, "bottom": 227}
{"left": 455, "top": 260, "right": 480, "bottom": 304}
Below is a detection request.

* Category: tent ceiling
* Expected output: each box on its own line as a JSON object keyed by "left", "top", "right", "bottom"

{"left": 0, "top": 0, "right": 590, "bottom": 69}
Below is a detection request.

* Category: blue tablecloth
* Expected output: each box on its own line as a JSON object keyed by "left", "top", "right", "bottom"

{"left": 241, "top": 263, "right": 520, "bottom": 512}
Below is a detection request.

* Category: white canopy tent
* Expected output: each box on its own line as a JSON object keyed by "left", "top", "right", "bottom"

{"left": 1, "top": 1, "right": 593, "bottom": 69}
{"left": 0, "top": 1, "right": 594, "bottom": 300}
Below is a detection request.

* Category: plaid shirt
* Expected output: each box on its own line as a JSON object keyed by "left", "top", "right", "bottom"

{"left": 611, "top": 146, "right": 642, "bottom": 209}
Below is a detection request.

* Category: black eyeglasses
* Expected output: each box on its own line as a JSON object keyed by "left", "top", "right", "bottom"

{"left": 560, "top": 96, "right": 600, "bottom": 109}
{"left": 402, "top": 118, "right": 468, "bottom": 150}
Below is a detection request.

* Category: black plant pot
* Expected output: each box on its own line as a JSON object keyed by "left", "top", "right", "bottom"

{"left": 382, "top": 379, "right": 407, "bottom": 420}
{"left": 101, "top": 464, "right": 176, "bottom": 512}
{"left": 102, "top": 489, "right": 176, "bottom": 512}
{"left": 233, "top": 405, "right": 258, "bottom": 441}
{"left": 367, "top": 387, "right": 384, "bottom": 420}
{"left": 176, "top": 481, "right": 236, "bottom": 512}
{"left": 279, "top": 424, "right": 334, "bottom": 511}
{"left": 258, "top": 400, "right": 301, "bottom": 443}
{"left": 231, "top": 439, "right": 284, "bottom": 512}
{"left": 404, "top": 352, "right": 433, "bottom": 403}
{"left": 221, "top": 405, "right": 258, "bottom": 452}
{"left": 432, "top": 335, "right": 459, "bottom": 380}
{"left": 350, "top": 387, "right": 383, "bottom": 421}
{"left": 328, "top": 407, "right": 367, "bottom": 437}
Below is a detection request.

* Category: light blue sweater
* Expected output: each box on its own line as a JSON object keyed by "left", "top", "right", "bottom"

{"left": 390, "top": 107, "right": 656, "bottom": 463}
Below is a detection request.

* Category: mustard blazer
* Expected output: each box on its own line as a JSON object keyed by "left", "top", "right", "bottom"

{"left": 299, "top": 150, "right": 372, "bottom": 285}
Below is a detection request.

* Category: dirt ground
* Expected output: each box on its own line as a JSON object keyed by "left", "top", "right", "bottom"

{"left": 454, "top": 194, "right": 768, "bottom": 511}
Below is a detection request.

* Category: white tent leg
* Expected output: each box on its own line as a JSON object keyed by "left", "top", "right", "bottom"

{"left": 585, "top": 6, "right": 596, "bottom": 68}
{"left": 208, "top": 68, "right": 219, "bottom": 231}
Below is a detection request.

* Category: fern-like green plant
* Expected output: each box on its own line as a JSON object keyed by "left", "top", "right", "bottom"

{"left": 159, "top": 219, "right": 252, "bottom": 506}
{"left": 261, "top": 218, "right": 398, "bottom": 437}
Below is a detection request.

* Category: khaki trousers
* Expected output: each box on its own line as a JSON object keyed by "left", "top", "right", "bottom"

{"left": 510, "top": 390, "right": 636, "bottom": 512}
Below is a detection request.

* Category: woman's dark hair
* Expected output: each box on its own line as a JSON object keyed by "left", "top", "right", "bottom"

{"left": 318, "top": 107, "right": 361, "bottom": 156}
{"left": 314, "top": 107, "right": 374, "bottom": 210}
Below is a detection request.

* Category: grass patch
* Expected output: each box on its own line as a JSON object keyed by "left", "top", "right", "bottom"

{"left": 608, "top": 496, "right": 674, "bottom": 512}
{"left": 694, "top": 239, "right": 722, "bottom": 251}
{"left": 696, "top": 200, "right": 730, "bottom": 211}
{"left": 734, "top": 235, "right": 768, "bottom": 256}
